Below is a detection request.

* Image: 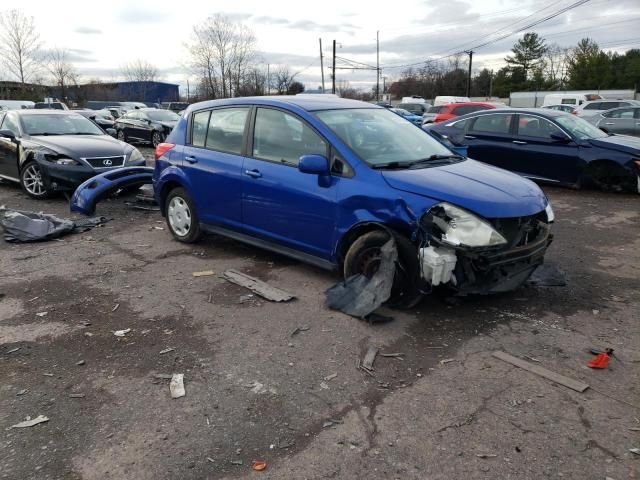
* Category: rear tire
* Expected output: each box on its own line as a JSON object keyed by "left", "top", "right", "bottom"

{"left": 165, "top": 187, "right": 202, "bottom": 243}
{"left": 20, "top": 161, "right": 51, "bottom": 199}
{"left": 343, "top": 230, "right": 422, "bottom": 308}
{"left": 117, "top": 129, "right": 127, "bottom": 142}
{"left": 152, "top": 131, "right": 164, "bottom": 148}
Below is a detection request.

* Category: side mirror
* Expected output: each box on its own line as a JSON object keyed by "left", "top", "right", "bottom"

{"left": 550, "top": 131, "right": 571, "bottom": 142}
{"left": 106, "top": 128, "right": 117, "bottom": 138}
{"left": 298, "top": 154, "right": 329, "bottom": 175}
{"left": 0, "top": 129, "right": 17, "bottom": 142}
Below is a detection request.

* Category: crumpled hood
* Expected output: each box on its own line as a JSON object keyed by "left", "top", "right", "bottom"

{"left": 27, "top": 135, "right": 130, "bottom": 159}
{"left": 381, "top": 159, "right": 548, "bottom": 218}
{"left": 588, "top": 135, "right": 640, "bottom": 155}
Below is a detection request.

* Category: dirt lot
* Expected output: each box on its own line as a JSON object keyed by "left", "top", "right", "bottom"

{"left": 1, "top": 151, "right": 639, "bottom": 479}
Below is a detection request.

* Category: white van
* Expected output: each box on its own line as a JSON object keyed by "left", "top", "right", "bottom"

{"left": 401, "top": 96, "right": 427, "bottom": 104}
{"left": 433, "top": 96, "right": 470, "bottom": 106}
{"left": 542, "top": 93, "right": 603, "bottom": 107}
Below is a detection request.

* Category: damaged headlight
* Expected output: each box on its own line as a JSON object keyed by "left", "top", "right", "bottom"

{"left": 426, "top": 202, "right": 507, "bottom": 248}
{"left": 35, "top": 149, "right": 79, "bottom": 166}
{"left": 127, "top": 148, "right": 144, "bottom": 163}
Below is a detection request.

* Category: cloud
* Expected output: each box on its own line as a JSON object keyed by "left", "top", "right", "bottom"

{"left": 74, "top": 27, "right": 102, "bottom": 35}
{"left": 115, "top": 7, "right": 169, "bottom": 24}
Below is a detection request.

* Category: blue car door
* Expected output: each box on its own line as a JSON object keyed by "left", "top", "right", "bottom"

{"left": 241, "top": 107, "right": 337, "bottom": 259}
{"left": 512, "top": 113, "right": 581, "bottom": 184}
{"left": 464, "top": 113, "right": 516, "bottom": 170}
{"left": 181, "top": 107, "right": 250, "bottom": 230}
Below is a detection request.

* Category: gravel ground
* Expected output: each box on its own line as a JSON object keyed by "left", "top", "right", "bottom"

{"left": 0, "top": 159, "right": 638, "bottom": 479}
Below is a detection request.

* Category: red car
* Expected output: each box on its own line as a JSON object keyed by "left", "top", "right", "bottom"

{"left": 422, "top": 102, "right": 502, "bottom": 124}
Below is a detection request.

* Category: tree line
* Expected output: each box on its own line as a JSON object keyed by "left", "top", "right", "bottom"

{"left": 389, "top": 33, "right": 640, "bottom": 99}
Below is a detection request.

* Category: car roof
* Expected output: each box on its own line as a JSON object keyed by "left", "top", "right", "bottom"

{"left": 447, "top": 102, "right": 496, "bottom": 107}
{"left": 13, "top": 109, "right": 82, "bottom": 116}
{"left": 445, "top": 108, "right": 569, "bottom": 121}
{"left": 188, "top": 95, "right": 379, "bottom": 113}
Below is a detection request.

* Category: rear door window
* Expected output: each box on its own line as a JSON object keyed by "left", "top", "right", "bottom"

{"left": 206, "top": 107, "right": 249, "bottom": 154}
{"left": 470, "top": 114, "right": 513, "bottom": 134}
{"left": 583, "top": 102, "right": 603, "bottom": 110}
{"left": 252, "top": 108, "right": 327, "bottom": 166}
{"left": 561, "top": 98, "right": 577, "bottom": 105}
{"left": 605, "top": 108, "right": 634, "bottom": 119}
{"left": 190, "top": 110, "right": 211, "bottom": 147}
{"left": 517, "top": 114, "right": 562, "bottom": 139}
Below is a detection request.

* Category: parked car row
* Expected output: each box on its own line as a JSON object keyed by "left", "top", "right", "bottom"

{"left": 114, "top": 108, "right": 181, "bottom": 147}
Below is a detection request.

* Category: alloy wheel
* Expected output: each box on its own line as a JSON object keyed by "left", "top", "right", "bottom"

{"left": 23, "top": 164, "right": 46, "bottom": 196}
{"left": 167, "top": 196, "right": 191, "bottom": 237}
{"left": 152, "top": 132, "right": 163, "bottom": 148}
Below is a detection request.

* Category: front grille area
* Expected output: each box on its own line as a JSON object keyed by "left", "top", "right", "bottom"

{"left": 84, "top": 156, "right": 125, "bottom": 169}
{"left": 489, "top": 212, "right": 548, "bottom": 249}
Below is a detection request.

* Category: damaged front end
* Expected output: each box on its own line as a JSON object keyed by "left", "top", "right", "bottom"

{"left": 416, "top": 202, "right": 553, "bottom": 295}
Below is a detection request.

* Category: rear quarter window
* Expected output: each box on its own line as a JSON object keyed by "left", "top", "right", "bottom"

{"left": 470, "top": 114, "right": 513, "bottom": 134}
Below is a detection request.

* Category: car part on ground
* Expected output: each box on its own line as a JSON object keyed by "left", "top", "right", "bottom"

{"left": 70, "top": 166, "right": 154, "bottom": 215}
{"left": 0, "top": 206, "right": 107, "bottom": 243}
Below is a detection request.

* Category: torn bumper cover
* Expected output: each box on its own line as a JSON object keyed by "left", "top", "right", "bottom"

{"left": 418, "top": 203, "right": 553, "bottom": 294}
{"left": 70, "top": 167, "right": 154, "bottom": 215}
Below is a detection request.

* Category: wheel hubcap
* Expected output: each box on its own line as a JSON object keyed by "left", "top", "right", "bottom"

{"left": 23, "top": 165, "right": 45, "bottom": 196}
{"left": 167, "top": 197, "right": 191, "bottom": 236}
{"left": 153, "top": 133, "right": 162, "bottom": 146}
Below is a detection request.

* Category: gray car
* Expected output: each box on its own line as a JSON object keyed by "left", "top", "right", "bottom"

{"left": 594, "top": 106, "right": 640, "bottom": 137}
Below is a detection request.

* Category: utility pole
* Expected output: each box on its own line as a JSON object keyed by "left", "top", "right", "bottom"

{"left": 319, "top": 38, "right": 325, "bottom": 93}
{"left": 376, "top": 31, "right": 380, "bottom": 102}
{"left": 382, "top": 76, "right": 387, "bottom": 100}
{"left": 488, "top": 70, "right": 493, "bottom": 99}
{"left": 332, "top": 40, "right": 336, "bottom": 94}
{"left": 466, "top": 50, "right": 473, "bottom": 98}
{"left": 186, "top": 78, "right": 190, "bottom": 101}
{"left": 266, "top": 63, "right": 270, "bottom": 95}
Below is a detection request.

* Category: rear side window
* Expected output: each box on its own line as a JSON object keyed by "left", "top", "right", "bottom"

{"left": 449, "top": 119, "right": 468, "bottom": 130}
{"left": 191, "top": 110, "right": 211, "bottom": 147}
{"left": 253, "top": 108, "right": 327, "bottom": 166}
{"left": 471, "top": 114, "right": 512, "bottom": 134}
{"left": 452, "top": 105, "right": 474, "bottom": 116}
{"left": 427, "top": 106, "right": 446, "bottom": 113}
{"left": 206, "top": 107, "right": 249, "bottom": 154}
{"left": 561, "top": 98, "right": 576, "bottom": 105}
{"left": 605, "top": 108, "right": 634, "bottom": 119}
{"left": 517, "top": 114, "right": 562, "bottom": 139}
{"left": 583, "top": 102, "right": 602, "bottom": 110}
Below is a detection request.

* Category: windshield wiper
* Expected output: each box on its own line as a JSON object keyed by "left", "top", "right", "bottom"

{"left": 370, "top": 161, "right": 412, "bottom": 170}
{"left": 407, "top": 154, "right": 464, "bottom": 167}
{"left": 29, "top": 132, "right": 62, "bottom": 136}
{"left": 71, "top": 132, "right": 100, "bottom": 135}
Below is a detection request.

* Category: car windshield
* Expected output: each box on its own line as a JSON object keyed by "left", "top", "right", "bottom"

{"left": 315, "top": 108, "right": 458, "bottom": 167}
{"left": 555, "top": 115, "right": 608, "bottom": 140}
{"left": 21, "top": 114, "right": 104, "bottom": 136}
{"left": 146, "top": 110, "right": 180, "bottom": 122}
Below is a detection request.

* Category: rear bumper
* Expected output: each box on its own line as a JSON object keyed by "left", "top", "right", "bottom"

{"left": 38, "top": 159, "right": 146, "bottom": 192}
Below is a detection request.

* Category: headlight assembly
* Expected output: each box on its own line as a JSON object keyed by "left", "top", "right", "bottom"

{"left": 35, "top": 150, "right": 79, "bottom": 166}
{"left": 425, "top": 202, "right": 507, "bottom": 248}
{"left": 128, "top": 148, "right": 145, "bottom": 163}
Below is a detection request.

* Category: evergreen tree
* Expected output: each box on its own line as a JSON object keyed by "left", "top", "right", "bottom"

{"left": 505, "top": 32, "right": 548, "bottom": 80}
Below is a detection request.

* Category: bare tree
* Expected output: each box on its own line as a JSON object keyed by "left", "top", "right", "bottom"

{"left": 46, "top": 48, "right": 78, "bottom": 98}
{"left": 544, "top": 43, "right": 569, "bottom": 88}
{"left": 186, "top": 14, "right": 258, "bottom": 99}
{"left": 0, "top": 9, "right": 41, "bottom": 83}
{"left": 272, "top": 65, "right": 297, "bottom": 95}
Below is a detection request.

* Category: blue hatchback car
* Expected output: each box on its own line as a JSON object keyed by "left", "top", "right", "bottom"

{"left": 149, "top": 96, "right": 553, "bottom": 301}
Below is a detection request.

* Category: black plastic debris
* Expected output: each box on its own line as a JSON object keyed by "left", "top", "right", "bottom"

{"left": 325, "top": 239, "right": 397, "bottom": 320}
{"left": 527, "top": 261, "right": 567, "bottom": 287}
{"left": 0, "top": 207, "right": 108, "bottom": 243}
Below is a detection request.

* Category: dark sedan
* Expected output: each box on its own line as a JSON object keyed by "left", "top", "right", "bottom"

{"left": 114, "top": 108, "right": 180, "bottom": 147}
{"left": 428, "top": 108, "right": 640, "bottom": 192}
{"left": 0, "top": 110, "right": 145, "bottom": 199}
{"left": 74, "top": 109, "right": 116, "bottom": 131}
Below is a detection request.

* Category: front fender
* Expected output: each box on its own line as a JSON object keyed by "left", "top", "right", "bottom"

{"left": 70, "top": 167, "right": 154, "bottom": 215}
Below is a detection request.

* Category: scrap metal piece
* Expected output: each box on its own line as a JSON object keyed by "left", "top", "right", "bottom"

{"left": 325, "top": 239, "right": 398, "bottom": 318}
{"left": 10, "top": 415, "right": 49, "bottom": 428}
{"left": 222, "top": 269, "right": 295, "bottom": 302}
{"left": 492, "top": 351, "right": 589, "bottom": 393}
{"left": 0, "top": 207, "right": 107, "bottom": 243}
{"left": 362, "top": 346, "right": 379, "bottom": 371}
{"left": 170, "top": 373, "right": 185, "bottom": 398}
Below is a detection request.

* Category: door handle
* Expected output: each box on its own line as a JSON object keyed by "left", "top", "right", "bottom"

{"left": 512, "top": 140, "right": 527, "bottom": 145}
{"left": 185, "top": 155, "right": 198, "bottom": 164}
{"left": 244, "top": 169, "right": 262, "bottom": 178}
{"left": 464, "top": 135, "right": 476, "bottom": 139}
{"left": 604, "top": 122, "right": 615, "bottom": 125}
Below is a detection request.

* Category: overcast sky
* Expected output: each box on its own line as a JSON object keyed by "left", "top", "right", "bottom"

{"left": 4, "top": 0, "right": 640, "bottom": 92}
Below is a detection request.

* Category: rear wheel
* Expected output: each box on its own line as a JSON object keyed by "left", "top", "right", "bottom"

{"left": 151, "top": 131, "right": 164, "bottom": 148}
{"left": 20, "top": 161, "right": 51, "bottom": 199}
{"left": 343, "top": 230, "right": 422, "bottom": 308}
{"left": 165, "top": 187, "right": 202, "bottom": 243}
{"left": 585, "top": 162, "right": 636, "bottom": 193}
{"left": 117, "top": 129, "right": 127, "bottom": 142}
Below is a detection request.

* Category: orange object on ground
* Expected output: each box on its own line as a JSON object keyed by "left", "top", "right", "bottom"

{"left": 587, "top": 352, "right": 610, "bottom": 369}
{"left": 252, "top": 461, "right": 267, "bottom": 471}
